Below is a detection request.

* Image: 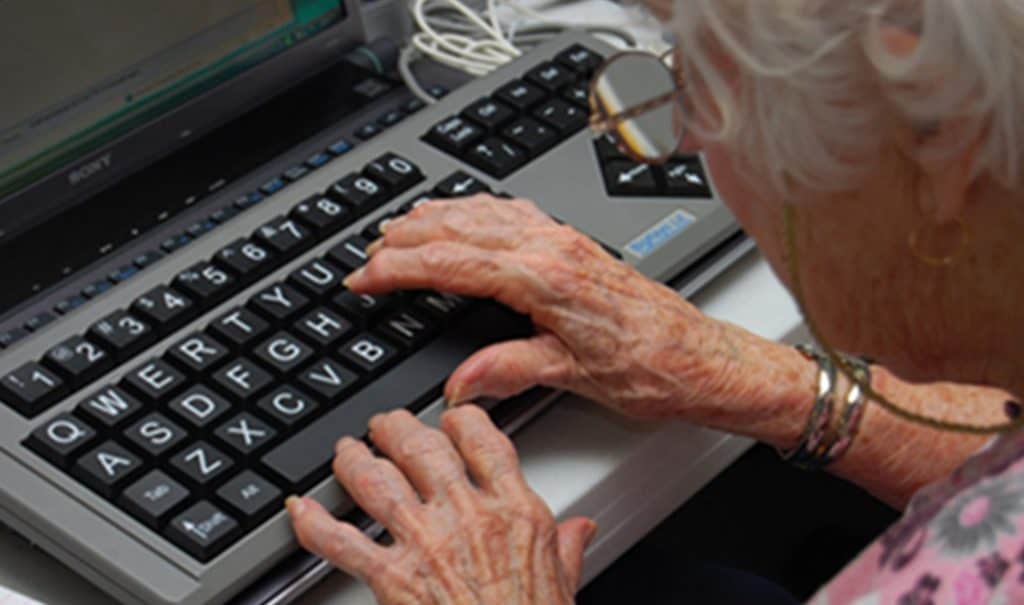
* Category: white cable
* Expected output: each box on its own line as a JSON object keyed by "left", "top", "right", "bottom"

{"left": 399, "top": 0, "right": 639, "bottom": 98}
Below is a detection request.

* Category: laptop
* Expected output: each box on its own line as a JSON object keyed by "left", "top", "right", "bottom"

{"left": 0, "top": 1, "right": 744, "bottom": 603}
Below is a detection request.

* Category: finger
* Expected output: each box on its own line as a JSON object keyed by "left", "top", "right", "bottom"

{"left": 287, "top": 496, "right": 392, "bottom": 582}
{"left": 556, "top": 517, "right": 598, "bottom": 591}
{"left": 367, "top": 410, "right": 473, "bottom": 501}
{"left": 444, "top": 332, "right": 579, "bottom": 406}
{"left": 379, "top": 197, "right": 544, "bottom": 251}
{"left": 440, "top": 405, "right": 525, "bottom": 493}
{"left": 345, "top": 242, "right": 530, "bottom": 310}
{"left": 332, "top": 436, "right": 424, "bottom": 538}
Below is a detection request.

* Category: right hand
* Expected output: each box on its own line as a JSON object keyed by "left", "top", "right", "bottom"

{"left": 346, "top": 195, "right": 802, "bottom": 425}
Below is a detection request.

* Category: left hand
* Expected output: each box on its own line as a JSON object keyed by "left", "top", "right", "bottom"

{"left": 287, "top": 406, "right": 597, "bottom": 604}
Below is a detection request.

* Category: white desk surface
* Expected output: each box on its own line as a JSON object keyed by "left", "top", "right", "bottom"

{"left": 0, "top": 249, "right": 806, "bottom": 604}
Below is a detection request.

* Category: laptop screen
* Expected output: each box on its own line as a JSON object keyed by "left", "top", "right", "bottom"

{"left": 0, "top": 0, "right": 345, "bottom": 203}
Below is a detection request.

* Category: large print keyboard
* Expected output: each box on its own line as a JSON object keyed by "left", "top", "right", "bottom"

{"left": 0, "top": 31, "right": 735, "bottom": 605}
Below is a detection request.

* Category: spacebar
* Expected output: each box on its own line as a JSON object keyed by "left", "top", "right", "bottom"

{"left": 262, "top": 304, "right": 529, "bottom": 490}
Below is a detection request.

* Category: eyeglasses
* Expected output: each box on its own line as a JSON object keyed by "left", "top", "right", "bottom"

{"left": 588, "top": 49, "right": 691, "bottom": 164}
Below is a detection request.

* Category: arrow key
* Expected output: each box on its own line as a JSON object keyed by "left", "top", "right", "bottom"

{"left": 603, "top": 160, "right": 659, "bottom": 196}
{"left": 466, "top": 138, "right": 527, "bottom": 178}
{"left": 433, "top": 171, "right": 490, "bottom": 198}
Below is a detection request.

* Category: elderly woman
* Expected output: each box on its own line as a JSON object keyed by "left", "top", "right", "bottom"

{"left": 287, "top": 1, "right": 1024, "bottom": 602}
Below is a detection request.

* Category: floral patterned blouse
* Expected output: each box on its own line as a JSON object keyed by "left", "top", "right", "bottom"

{"left": 812, "top": 429, "right": 1024, "bottom": 605}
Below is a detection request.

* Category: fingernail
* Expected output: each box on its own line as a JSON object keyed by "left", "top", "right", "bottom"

{"left": 445, "top": 386, "right": 475, "bottom": 407}
{"left": 285, "top": 495, "right": 305, "bottom": 515}
{"left": 379, "top": 220, "right": 392, "bottom": 234}
{"left": 585, "top": 520, "right": 599, "bottom": 543}
{"left": 335, "top": 437, "right": 350, "bottom": 454}
{"left": 366, "top": 238, "right": 384, "bottom": 256}
{"left": 343, "top": 268, "right": 365, "bottom": 289}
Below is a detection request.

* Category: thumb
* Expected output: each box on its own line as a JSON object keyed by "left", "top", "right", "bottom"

{"left": 444, "top": 332, "right": 577, "bottom": 406}
{"left": 556, "top": 517, "right": 598, "bottom": 591}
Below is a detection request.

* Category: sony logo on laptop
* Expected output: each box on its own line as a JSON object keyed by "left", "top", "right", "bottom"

{"left": 67, "top": 153, "right": 112, "bottom": 186}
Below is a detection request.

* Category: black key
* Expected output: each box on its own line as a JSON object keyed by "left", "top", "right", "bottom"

{"left": 427, "top": 84, "right": 449, "bottom": 98}
{"left": 173, "top": 262, "right": 236, "bottom": 305}
{"left": 355, "top": 122, "right": 381, "bottom": 140}
{"left": 466, "top": 138, "right": 527, "bottom": 178}
{"left": 53, "top": 295, "right": 87, "bottom": 316}
{"left": 294, "top": 307, "right": 354, "bottom": 349}
{"left": 325, "top": 235, "right": 372, "bottom": 272}
{"left": 122, "top": 358, "right": 186, "bottom": 403}
{"left": 330, "top": 290, "right": 395, "bottom": 324}
{"left": 76, "top": 385, "right": 143, "bottom": 429}
{"left": 502, "top": 117, "right": 558, "bottom": 155}
{"left": 378, "top": 309, "right": 436, "bottom": 346}
{"left": 233, "top": 192, "right": 263, "bottom": 211}
{"left": 82, "top": 279, "right": 114, "bottom": 299}
{"left": 525, "top": 61, "right": 575, "bottom": 92}
{"left": 250, "top": 283, "right": 310, "bottom": 323}
{"left": 212, "top": 358, "right": 274, "bottom": 401}
{"left": 424, "top": 116, "right": 484, "bottom": 154}
{"left": 43, "top": 335, "right": 114, "bottom": 387}
{"left": 398, "top": 191, "right": 434, "bottom": 214}
{"left": 133, "top": 250, "right": 164, "bottom": 269}
{"left": 24, "top": 312, "right": 55, "bottom": 332}
{"left": 364, "top": 153, "right": 423, "bottom": 191}
{"left": 561, "top": 82, "right": 589, "bottom": 107}
{"left": 290, "top": 196, "right": 353, "bottom": 237}
{"left": 327, "top": 138, "right": 353, "bottom": 156}
{"left": 662, "top": 159, "right": 712, "bottom": 197}
{"left": 533, "top": 98, "right": 588, "bottom": 135}
{"left": 210, "top": 205, "right": 240, "bottom": 224}
{"left": 88, "top": 311, "right": 154, "bottom": 361}
{"left": 0, "top": 327, "right": 27, "bottom": 349}
{"left": 297, "top": 359, "right": 359, "bottom": 403}
{"left": 125, "top": 413, "right": 187, "bottom": 457}
{"left": 403, "top": 97, "right": 426, "bottom": 113}
{"left": 216, "top": 471, "right": 281, "bottom": 525}
{"left": 253, "top": 215, "right": 314, "bottom": 258}
{"left": 494, "top": 79, "right": 546, "bottom": 111}
{"left": 433, "top": 171, "right": 491, "bottom": 198}
{"left": 288, "top": 259, "right": 345, "bottom": 298}
{"left": 283, "top": 165, "right": 309, "bottom": 182}
{"left": 119, "top": 470, "right": 190, "bottom": 529}
{"left": 362, "top": 212, "right": 399, "bottom": 241}
{"left": 170, "top": 442, "right": 234, "bottom": 486}
{"left": 132, "top": 286, "right": 195, "bottom": 331}
{"left": 262, "top": 305, "right": 529, "bottom": 489}
{"left": 166, "top": 332, "right": 229, "bottom": 375}
{"left": 208, "top": 307, "right": 271, "bottom": 349}
{"left": 254, "top": 332, "right": 314, "bottom": 376}
{"left": 338, "top": 333, "right": 398, "bottom": 374}
{"left": 257, "top": 385, "right": 320, "bottom": 427}
{"left": 24, "top": 413, "right": 97, "bottom": 468}
{"left": 260, "top": 177, "right": 286, "bottom": 196}
{"left": 73, "top": 441, "right": 144, "bottom": 498}
{"left": 160, "top": 233, "right": 192, "bottom": 253}
{"left": 377, "top": 109, "right": 405, "bottom": 127}
{"left": 168, "top": 386, "right": 232, "bottom": 429}
{"left": 213, "top": 239, "right": 276, "bottom": 282}
{"left": 462, "top": 97, "right": 516, "bottom": 131}
{"left": 214, "top": 413, "right": 277, "bottom": 456}
{"left": 594, "top": 133, "right": 627, "bottom": 159}
{"left": 412, "top": 292, "right": 471, "bottom": 320}
{"left": 0, "top": 362, "right": 67, "bottom": 417}
{"left": 602, "top": 159, "right": 659, "bottom": 196}
{"left": 305, "top": 151, "right": 332, "bottom": 169}
{"left": 166, "top": 500, "right": 240, "bottom": 561}
{"left": 326, "top": 173, "right": 388, "bottom": 215}
{"left": 109, "top": 265, "right": 139, "bottom": 284}
{"left": 555, "top": 44, "right": 604, "bottom": 77}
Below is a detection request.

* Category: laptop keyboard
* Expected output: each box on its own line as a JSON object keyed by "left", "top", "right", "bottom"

{"left": 0, "top": 38, "right": 727, "bottom": 603}
{"left": 6, "top": 45, "right": 609, "bottom": 565}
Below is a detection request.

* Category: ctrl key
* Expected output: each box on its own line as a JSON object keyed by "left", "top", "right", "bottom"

{"left": 166, "top": 501, "right": 241, "bottom": 561}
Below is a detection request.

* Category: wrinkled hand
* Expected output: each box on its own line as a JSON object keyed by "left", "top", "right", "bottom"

{"left": 346, "top": 195, "right": 749, "bottom": 420}
{"left": 288, "top": 406, "right": 596, "bottom": 604}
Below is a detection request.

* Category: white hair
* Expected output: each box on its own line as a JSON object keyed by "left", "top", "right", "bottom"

{"left": 670, "top": 0, "right": 1024, "bottom": 197}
